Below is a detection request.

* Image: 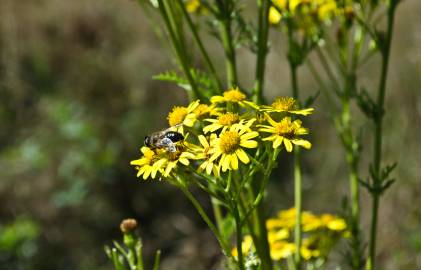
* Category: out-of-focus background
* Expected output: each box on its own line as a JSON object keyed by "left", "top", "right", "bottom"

{"left": 0, "top": 0, "right": 420, "bottom": 269}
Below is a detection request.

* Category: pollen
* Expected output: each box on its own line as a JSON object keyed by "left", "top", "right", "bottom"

{"left": 168, "top": 106, "right": 188, "bottom": 126}
{"left": 193, "top": 104, "right": 210, "bottom": 119}
{"left": 274, "top": 118, "right": 296, "bottom": 137}
{"left": 271, "top": 97, "right": 296, "bottom": 111}
{"left": 219, "top": 131, "right": 241, "bottom": 154}
{"left": 218, "top": 112, "right": 239, "bottom": 126}
{"left": 223, "top": 88, "right": 246, "bottom": 102}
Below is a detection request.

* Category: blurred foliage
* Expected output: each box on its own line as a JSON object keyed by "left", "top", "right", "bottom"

{"left": 0, "top": 0, "right": 421, "bottom": 269}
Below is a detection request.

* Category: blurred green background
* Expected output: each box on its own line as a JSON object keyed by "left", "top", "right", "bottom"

{"left": 0, "top": 0, "right": 420, "bottom": 269}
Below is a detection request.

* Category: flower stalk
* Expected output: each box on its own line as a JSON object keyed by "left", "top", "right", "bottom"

{"left": 368, "top": 2, "right": 397, "bottom": 269}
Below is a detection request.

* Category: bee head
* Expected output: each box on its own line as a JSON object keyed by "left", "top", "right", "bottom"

{"left": 144, "top": 136, "right": 151, "bottom": 147}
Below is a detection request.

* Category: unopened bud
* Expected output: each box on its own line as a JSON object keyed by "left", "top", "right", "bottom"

{"left": 120, "top": 218, "right": 138, "bottom": 234}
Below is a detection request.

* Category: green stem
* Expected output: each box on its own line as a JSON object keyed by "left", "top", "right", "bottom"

{"left": 253, "top": 0, "right": 270, "bottom": 104}
{"left": 177, "top": 0, "right": 223, "bottom": 93}
{"left": 157, "top": 0, "right": 202, "bottom": 100}
{"left": 289, "top": 58, "right": 302, "bottom": 269}
{"left": 217, "top": 3, "right": 238, "bottom": 88}
{"left": 368, "top": 3, "right": 396, "bottom": 269}
{"left": 293, "top": 146, "right": 302, "bottom": 269}
{"left": 179, "top": 185, "right": 232, "bottom": 257}
{"left": 233, "top": 203, "right": 245, "bottom": 270}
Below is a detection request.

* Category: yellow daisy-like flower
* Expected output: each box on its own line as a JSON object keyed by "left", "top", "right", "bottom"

{"left": 130, "top": 147, "right": 166, "bottom": 180}
{"left": 203, "top": 112, "right": 253, "bottom": 134}
{"left": 261, "top": 97, "right": 314, "bottom": 115}
{"left": 268, "top": 228, "right": 290, "bottom": 244}
{"left": 167, "top": 100, "right": 200, "bottom": 131}
{"left": 160, "top": 149, "right": 196, "bottom": 178}
{"left": 259, "top": 114, "right": 311, "bottom": 152}
{"left": 270, "top": 241, "right": 296, "bottom": 260}
{"left": 192, "top": 103, "right": 215, "bottom": 120}
{"left": 269, "top": 6, "right": 282, "bottom": 25}
{"left": 320, "top": 214, "right": 347, "bottom": 231}
{"left": 209, "top": 125, "right": 259, "bottom": 172}
{"left": 194, "top": 134, "right": 220, "bottom": 176}
{"left": 231, "top": 235, "right": 253, "bottom": 258}
{"left": 185, "top": 0, "right": 200, "bottom": 13}
{"left": 210, "top": 87, "right": 258, "bottom": 109}
{"left": 317, "top": 0, "right": 337, "bottom": 21}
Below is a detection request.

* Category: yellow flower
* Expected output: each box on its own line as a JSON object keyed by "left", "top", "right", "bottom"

{"left": 195, "top": 134, "right": 220, "bottom": 176}
{"left": 270, "top": 241, "right": 296, "bottom": 260}
{"left": 160, "top": 148, "right": 196, "bottom": 178}
{"left": 210, "top": 87, "right": 258, "bottom": 109}
{"left": 268, "top": 229, "right": 289, "bottom": 244}
{"left": 320, "top": 214, "right": 347, "bottom": 231}
{"left": 259, "top": 114, "right": 311, "bottom": 152}
{"left": 193, "top": 103, "right": 215, "bottom": 120}
{"left": 269, "top": 6, "right": 282, "bottom": 25}
{"left": 167, "top": 100, "right": 199, "bottom": 130}
{"left": 231, "top": 235, "right": 253, "bottom": 258}
{"left": 261, "top": 97, "right": 314, "bottom": 115}
{"left": 130, "top": 147, "right": 166, "bottom": 180}
{"left": 209, "top": 125, "right": 259, "bottom": 172}
{"left": 317, "top": 0, "right": 337, "bottom": 20}
{"left": 203, "top": 112, "right": 254, "bottom": 134}
{"left": 185, "top": 0, "right": 200, "bottom": 13}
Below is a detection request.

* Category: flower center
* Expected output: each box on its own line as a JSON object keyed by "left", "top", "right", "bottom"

{"left": 271, "top": 97, "right": 296, "bottom": 111}
{"left": 219, "top": 131, "right": 241, "bottom": 153}
{"left": 223, "top": 88, "right": 246, "bottom": 102}
{"left": 168, "top": 106, "right": 188, "bottom": 126}
{"left": 274, "top": 118, "right": 296, "bottom": 137}
{"left": 193, "top": 104, "right": 209, "bottom": 119}
{"left": 218, "top": 112, "right": 239, "bottom": 126}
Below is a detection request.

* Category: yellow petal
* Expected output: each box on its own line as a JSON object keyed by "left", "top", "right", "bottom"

{"left": 198, "top": 135, "right": 209, "bottom": 148}
{"left": 236, "top": 148, "right": 249, "bottom": 164}
{"left": 240, "top": 140, "right": 258, "bottom": 148}
{"left": 284, "top": 139, "right": 293, "bottom": 152}
{"left": 206, "top": 162, "right": 213, "bottom": 175}
{"left": 143, "top": 167, "right": 151, "bottom": 180}
{"left": 230, "top": 154, "right": 238, "bottom": 170}
{"left": 273, "top": 136, "right": 284, "bottom": 148}
{"left": 210, "top": 95, "right": 225, "bottom": 103}
{"left": 240, "top": 131, "right": 259, "bottom": 140}
{"left": 264, "top": 113, "right": 278, "bottom": 127}
{"left": 179, "top": 158, "right": 190, "bottom": 166}
{"left": 292, "top": 139, "right": 312, "bottom": 149}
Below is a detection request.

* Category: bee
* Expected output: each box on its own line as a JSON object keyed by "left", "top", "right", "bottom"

{"left": 144, "top": 125, "right": 184, "bottom": 153}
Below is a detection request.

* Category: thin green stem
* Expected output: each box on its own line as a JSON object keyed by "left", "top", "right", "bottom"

{"left": 293, "top": 146, "right": 302, "bottom": 270}
{"left": 233, "top": 203, "right": 245, "bottom": 270}
{"left": 179, "top": 185, "right": 232, "bottom": 257}
{"left": 287, "top": 17, "right": 303, "bottom": 268}
{"left": 157, "top": 0, "right": 202, "bottom": 100}
{"left": 217, "top": 3, "right": 238, "bottom": 87}
{"left": 316, "top": 48, "right": 342, "bottom": 97}
{"left": 368, "top": 3, "right": 397, "bottom": 269}
{"left": 253, "top": 0, "right": 270, "bottom": 104}
{"left": 177, "top": 0, "right": 223, "bottom": 93}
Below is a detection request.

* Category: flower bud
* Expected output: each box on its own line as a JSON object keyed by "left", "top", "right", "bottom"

{"left": 120, "top": 218, "right": 138, "bottom": 233}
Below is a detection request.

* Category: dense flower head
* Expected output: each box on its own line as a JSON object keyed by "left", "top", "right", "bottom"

{"left": 131, "top": 89, "right": 313, "bottom": 180}
{"left": 232, "top": 207, "right": 348, "bottom": 261}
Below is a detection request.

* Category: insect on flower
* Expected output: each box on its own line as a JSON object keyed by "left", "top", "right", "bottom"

{"left": 144, "top": 125, "right": 184, "bottom": 153}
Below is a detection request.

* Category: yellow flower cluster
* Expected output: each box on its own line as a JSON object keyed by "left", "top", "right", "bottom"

{"left": 269, "top": 0, "right": 353, "bottom": 34}
{"left": 233, "top": 207, "right": 348, "bottom": 261}
{"left": 130, "top": 88, "right": 313, "bottom": 180}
